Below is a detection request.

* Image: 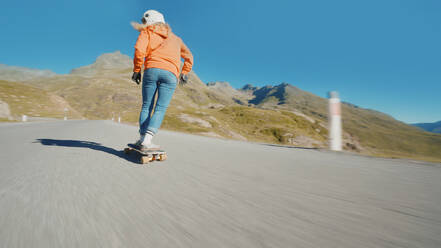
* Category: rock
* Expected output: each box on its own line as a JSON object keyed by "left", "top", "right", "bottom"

{"left": 289, "top": 135, "right": 322, "bottom": 148}
{"left": 179, "top": 114, "right": 212, "bottom": 128}
{"left": 205, "top": 103, "right": 225, "bottom": 109}
{"left": 224, "top": 129, "right": 247, "bottom": 141}
{"left": 199, "top": 132, "right": 223, "bottom": 138}
{"left": 291, "top": 109, "right": 316, "bottom": 123}
{"left": 207, "top": 116, "right": 218, "bottom": 122}
{"left": 0, "top": 100, "right": 12, "bottom": 120}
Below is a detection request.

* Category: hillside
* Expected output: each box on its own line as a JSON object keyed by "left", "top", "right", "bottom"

{"left": 412, "top": 121, "right": 441, "bottom": 134}
{"left": 24, "top": 56, "right": 327, "bottom": 146}
{"left": 241, "top": 82, "right": 441, "bottom": 161}
{"left": 1, "top": 51, "right": 441, "bottom": 162}
{"left": 0, "top": 80, "right": 82, "bottom": 121}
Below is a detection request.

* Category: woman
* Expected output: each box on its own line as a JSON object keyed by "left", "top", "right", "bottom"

{"left": 131, "top": 10, "right": 193, "bottom": 150}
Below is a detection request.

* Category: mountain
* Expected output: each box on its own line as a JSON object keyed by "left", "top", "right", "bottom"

{"left": 1, "top": 51, "right": 441, "bottom": 162}
{"left": 241, "top": 83, "right": 441, "bottom": 161}
{"left": 70, "top": 51, "right": 132, "bottom": 76}
{"left": 0, "top": 64, "right": 55, "bottom": 82}
{"left": 206, "top": 81, "right": 251, "bottom": 105}
{"left": 412, "top": 121, "right": 441, "bottom": 134}
{"left": 243, "top": 83, "right": 328, "bottom": 118}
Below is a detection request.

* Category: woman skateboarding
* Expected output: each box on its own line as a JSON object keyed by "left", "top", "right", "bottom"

{"left": 130, "top": 10, "right": 193, "bottom": 150}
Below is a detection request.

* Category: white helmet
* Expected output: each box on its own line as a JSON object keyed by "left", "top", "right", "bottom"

{"left": 141, "top": 10, "right": 165, "bottom": 26}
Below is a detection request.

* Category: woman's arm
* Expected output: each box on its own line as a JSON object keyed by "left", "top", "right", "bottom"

{"left": 133, "top": 30, "right": 149, "bottom": 73}
{"left": 180, "top": 41, "right": 193, "bottom": 75}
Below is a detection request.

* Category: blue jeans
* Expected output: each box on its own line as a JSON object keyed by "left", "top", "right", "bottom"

{"left": 139, "top": 68, "right": 177, "bottom": 134}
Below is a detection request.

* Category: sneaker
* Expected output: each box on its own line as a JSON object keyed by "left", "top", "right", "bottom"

{"left": 140, "top": 142, "right": 161, "bottom": 151}
{"left": 139, "top": 131, "right": 160, "bottom": 150}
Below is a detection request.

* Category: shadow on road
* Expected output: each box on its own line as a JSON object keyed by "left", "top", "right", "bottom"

{"left": 34, "top": 139, "right": 139, "bottom": 164}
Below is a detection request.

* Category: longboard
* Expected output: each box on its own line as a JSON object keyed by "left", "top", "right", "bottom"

{"left": 124, "top": 143, "right": 167, "bottom": 164}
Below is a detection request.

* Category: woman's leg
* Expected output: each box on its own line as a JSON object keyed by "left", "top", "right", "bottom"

{"left": 146, "top": 69, "right": 177, "bottom": 134}
{"left": 139, "top": 68, "right": 160, "bottom": 134}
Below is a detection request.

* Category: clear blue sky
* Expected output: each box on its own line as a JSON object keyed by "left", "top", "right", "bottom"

{"left": 1, "top": 0, "right": 440, "bottom": 123}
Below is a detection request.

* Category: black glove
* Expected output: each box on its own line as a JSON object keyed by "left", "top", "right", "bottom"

{"left": 179, "top": 73, "right": 188, "bottom": 86}
{"left": 131, "top": 72, "right": 141, "bottom": 84}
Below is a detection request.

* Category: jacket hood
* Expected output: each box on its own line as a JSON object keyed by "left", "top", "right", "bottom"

{"left": 131, "top": 22, "right": 170, "bottom": 38}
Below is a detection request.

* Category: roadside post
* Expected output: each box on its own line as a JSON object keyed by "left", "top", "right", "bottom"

{"left": 64, "top": 108, "right": 68, "bottom": 120}
{"left": 328, "top": 91, "right": 342, "bottom": 151}
{"left": 22, "top": 115, "right": 27, "bottom": 122}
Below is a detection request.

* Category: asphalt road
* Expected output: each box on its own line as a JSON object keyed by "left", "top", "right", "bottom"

{"left": 0, "top": 120, "right": 440, "bottom": 248}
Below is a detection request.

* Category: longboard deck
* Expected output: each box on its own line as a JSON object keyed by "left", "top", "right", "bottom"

{"left": 124, "top": 143, "right": 167, "bottom": 164}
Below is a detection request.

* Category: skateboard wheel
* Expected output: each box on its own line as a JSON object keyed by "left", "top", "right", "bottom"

{"left": 140, "top": 156, "right": 150, "bottom": 164}
{"left": 159, "top": 154, "right": 167, "bottom": 161}
{"left": 124, "top": 148, "right": 131, "bottom": 154}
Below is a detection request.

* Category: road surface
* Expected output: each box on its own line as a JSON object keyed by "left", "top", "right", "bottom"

{"left": 0, "top": 120, "right": 440, "bottom": 247}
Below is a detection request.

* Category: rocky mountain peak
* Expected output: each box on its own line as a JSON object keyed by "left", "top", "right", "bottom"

{"left": 240, "top": 84, "right": 259, "bottom": 91}
{"left": 206, "top": 81, "right": 233, "bottom": 89}
{"left": 70, "top": 51, "right": 131, "bottom": 75}
{"left": 94, "top": 51, "right": 131, "bottom": 69}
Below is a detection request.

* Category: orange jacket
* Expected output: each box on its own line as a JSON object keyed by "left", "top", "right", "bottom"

{"left": 133, "top": 24, "right": 193, "bottom": 79}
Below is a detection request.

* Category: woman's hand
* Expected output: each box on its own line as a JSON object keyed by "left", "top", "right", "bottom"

{"left": 132, "top": 72, "right": 141, "bottom": 84}
{"left": 179, "top": 74, "right": 188, "bottom": 86}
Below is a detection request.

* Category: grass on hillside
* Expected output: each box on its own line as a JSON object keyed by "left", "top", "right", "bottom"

{"left": 0, "top": 80, "right": 77, "bottom": 119}
{"left": 162, "top": 104, "right": 328, "bottom": 146}
{"left": 39, "top": 76, "right": 326, "bottom": 148}
{"left": 340, "top": 104, "right": 441, "bottom": 162}
{"left": 0, "top": 118, "right": 17, "bottom": 122}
